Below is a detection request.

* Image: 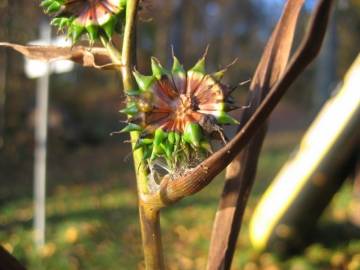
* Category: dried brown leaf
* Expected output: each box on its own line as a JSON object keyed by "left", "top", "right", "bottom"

{"left": 207, "top": 0, "right": 305, "bottom": 269}
{"left": 0, "top": 42, "right": 120, "bottom": 70}
{"left": 0, "top": 245, "right": 26, "bottom": 270}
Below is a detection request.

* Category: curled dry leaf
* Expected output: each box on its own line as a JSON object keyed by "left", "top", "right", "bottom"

{"left": 0, "top": 42, "right": 121, "bottom": 70}
{"left": 208, "top": 0, "right": 305, "bottom": 268}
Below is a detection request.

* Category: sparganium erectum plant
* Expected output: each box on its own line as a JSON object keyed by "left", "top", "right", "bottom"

{"left": 120, "top": 55, "right": 239, "bottom": 174}
{"left": 41, "top": 0, "right": 127, "bottom": 42}
{"left": 0, "top": 0, "right": 333, "bottom": 269}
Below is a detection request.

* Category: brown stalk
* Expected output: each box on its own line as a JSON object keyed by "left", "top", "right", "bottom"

{"left": 207, "top": 0, "right": 304, "bottom": 268}
{"left": 145, "top": 0, "right": 334, "bottom": 210}
{"left": 0, "top": 245, "right": 26, "bottom": 270}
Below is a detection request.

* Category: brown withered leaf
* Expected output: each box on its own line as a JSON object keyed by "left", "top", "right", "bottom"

{"left": 207, "top": 0, "right": 305, "bottom": 269}
{"left": 0, "top": 42, "right": 121, "bottom": 70}
{"left": 0, "top": 245, "right": 26, "bottom": 270}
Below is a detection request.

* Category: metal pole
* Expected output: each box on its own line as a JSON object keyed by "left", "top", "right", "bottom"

{"left": 0, "top": 2, "right": 9, "bottom": 148}
{"left": 33, "top": 21, "right": 51, "bottom": 249}
{"left": 0, "top": 44, "right": 7, "bottom": 149}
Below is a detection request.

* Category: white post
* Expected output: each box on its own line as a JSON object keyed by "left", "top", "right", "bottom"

{"left": 33, "top": 21, "right": 51, "bottom": 249}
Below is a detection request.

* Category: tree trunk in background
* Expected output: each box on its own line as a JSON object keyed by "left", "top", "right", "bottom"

{"left": 219, "top": 1, "right": 258, "bottom": 66}
{"left": 249, "top": 55, "right": 360, "bottom": 252}
{"left": 170, "top": 0, "right": 184, "bottom": 62}
{"left": 314, "top": 7, "right": 337, "bottom": 112}
{"left": 153, "top": 0, "right": 172, "bottom": 64}
{"left": 182, "top": 0, "right": 198, "bottom": 65}
{"left": 350, "top": 153, "right": 360, "bottom": 227}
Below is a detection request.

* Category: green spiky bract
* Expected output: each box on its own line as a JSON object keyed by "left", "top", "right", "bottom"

{"left": 41, "top": 0, "right": 127, "bottom": 43}
{"left": 120, "top": 54, "right": 240, "bottom": 174}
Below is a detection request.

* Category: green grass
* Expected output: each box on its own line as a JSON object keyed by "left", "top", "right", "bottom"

{"left": 1, "top": 133, "right": 360, "bottom": 270}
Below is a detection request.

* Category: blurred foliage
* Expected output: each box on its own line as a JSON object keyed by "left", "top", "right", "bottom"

{"left": 0, "top": 141, "right": 359, "bottom": 269}
{"left": 0, "top": 0, "right": 359, "bottom": 269}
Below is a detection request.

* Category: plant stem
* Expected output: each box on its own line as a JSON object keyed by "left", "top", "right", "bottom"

{"left": 121, "top": 0, "right": 149, "bottom": 193}
{"left": 139, "top": 204, "right": 165, "bottom": 269}
{"left": 100, "top": 36, "right": 122, "bottom": 66}
{"left": 121, "top": 1, "right": 165, "bottom": 269}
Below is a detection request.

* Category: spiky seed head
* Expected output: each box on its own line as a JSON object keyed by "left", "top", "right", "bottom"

{"left": 120, "top": 53, "right": 240, "bottom": 171}
{"left": 41, "top": 0, "right": 127, "bottom": 43}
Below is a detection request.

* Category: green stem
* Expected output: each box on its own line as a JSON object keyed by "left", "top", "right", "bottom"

{"left": 100, "top": 36, "right": 122, "bottom": 66}
{"left": 139, "top": 204, "right": 165, "bottom": 269}
{"left": 121, "top": 0, "right": 148, "bottom": 194}
{"left": 120, "top": 1, "right": 165, "bottom": 269}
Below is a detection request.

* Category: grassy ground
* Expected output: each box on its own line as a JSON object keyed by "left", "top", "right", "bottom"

{"left": 0, "top": 132, "right": 359, "bottom": 270}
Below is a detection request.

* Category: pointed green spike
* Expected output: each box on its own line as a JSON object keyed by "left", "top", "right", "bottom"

{"left": 135, "top": 138, "right": 154, "bottom": 149}
{"left": 175, "top": 132, "right": 181, "bottom": 144}
{"left": 134, "top": 140, "right": 142, "bottom": 151}
{"left": 134, "top": 138, "right": 153, "bottom": 150}
{"left": 59, "top": 18, "right": 71, "bottom": 29}
{"left": 172, "top": 56, "right": 185, "bottom": 75}
{"left": 181, "top": 141, "right": 191, "bottom": 159}
{"left": 142, "top": 138, "right": 154, "bottom": 145}
{"left": 126, "top": 90, "right": 141, "bottom": 96}
{"left": 133, "top": 70, "right": 155, "bottom": 92}
{"left": 190, "top": 56, "right": 206, "bottom": 75}
{"left": 160, "top": 143, "right": 172, "bottom": 158}
{"left": 224, "top": 102, "right": 241, "bottom": 112}
{"left": 173, "top": 132, "right": 181, "bottom": 152}
{"left": 119, "top": 0, "right": 127, "bottom": 8}
{"left": 143, "top": 146, "right": 152, "bottom": 160}
{"left": 70, "top": 23, "right": 85, "bottom": 42}
{"left": 46, "top": 1, "right": 61, "bottom": 13}
{"left": 41, "top": 0, "right": 55, "bottom": 8}
{"left": 86, "top": 24, "right": 99, "bottom": 42}
{"left": 150, "top": 152, "right": 157, "bottom": 161}
{"left": 211, "top": 58, "right": 238, "bottom": 81}
{"left": 168, "top": 132, "right": 176, "bottom": 145}
{"left": 102, "top": 16, "right": 117, "bottom": 40}
{"left": 183, "top": 123, "right": 203, "bottom": 147}
{"left": 200, "top": 141, "right": 213, "bottom": 153}
{"left": 150, "top": 129, "right": 167, "bottom": 160}
{"left": 50, "top": 17, "right": 62, "bottom": 26}
{"left": 51, "top": 17, "right": 70, "bottom": 31}
{"left": 151, "top": 57, "right": 168, "bottom": 80}
{"left": 216, "top": 112, "right": 240, "bottom": 125}
{"left": 120, "top": 103, "right": 138, "bottom": 115}
{"left": 151, "top": 144, "right": 164, "bottom": 161}
{"left": 166, "top": 138, "right": 175, "bottom": 153}
{"left": 211, "top": 69, "right": 226, "bottom": 81}
{"left": 153, "top": 128, "right": 167, "bottom": 146}
{"left": 120, "top": 123, "right": 142, "bottom": 133}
